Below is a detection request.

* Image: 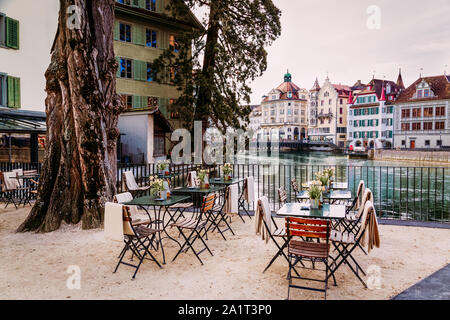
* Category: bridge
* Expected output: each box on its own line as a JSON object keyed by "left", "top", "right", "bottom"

{"left": 250, "top": 140, "right": 343, "bottom": 152}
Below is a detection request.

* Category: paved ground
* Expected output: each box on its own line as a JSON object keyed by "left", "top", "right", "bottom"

{"left": 392, "top": 264, "right": 450, "bottom": 300}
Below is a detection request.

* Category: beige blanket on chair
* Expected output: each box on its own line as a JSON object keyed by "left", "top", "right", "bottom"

{"left": 255, "top": 196, "right": 271, "bottom": 244}
{"left": 224, "top": 185, "right": 239, "bottom": 215}
{"left": 104, "top": 202, "right": 124, "bottom": 242}
{"left": 360, "top": 201, "right": 380, "bottom": 253}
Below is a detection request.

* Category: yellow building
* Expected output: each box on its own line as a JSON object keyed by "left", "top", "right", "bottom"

{"left": 114, "top": 0, "right": 202, "bottom": 163}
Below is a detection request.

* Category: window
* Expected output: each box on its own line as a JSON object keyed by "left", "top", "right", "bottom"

{"left": 424, "top": 107, "right": 433, "bottom": 117}
{"left": 401, "top": 123, "right": 410, "bottom": 131}
{"left": 146, "top": 0, "right": 156, "bottom": 11}
{"left": 118, "top": 0, "right": 131, "bottom": 4}
{"left": 412, "top": 108, "right": 421, "bottom": 118}
{"left": 435, "top": 122, "right": 445, "bottom": 130}
{"left": 402, "top": 140, "right": 406, "bottom": 146}
{"left": 321, "top": 100, "right": 324, "bottom": 106}
{"left": 339, "top": 118, "right": 343, "bottom": 124}
{"left": 339, "top": 107, "right": 343, "bottom": 114}
{"left": 417, "top": 90, "right": 423, "bottom": 98}
{"left": 436, "top": 106, "right": 445, "bottom": 117}
{"left": 425, "top": 140, "right": 430, "bottom": 146}
{"left": 0, "top": 73, "right": 6, "bottom": 107}
{"left": 329, "top": 99, "right": 332, "bottom": 105}
{"left": 169, "top": 34, "right": 179, "bottom": 53}
{"left": 340, "top": 99, "right": 343, "bottom": 105}
{"left": 424, "top": 89, "right": 430, "bottom": 97}
{"left": 148, "top": 96, "right": 159, "bottom": 108}
{"left": 120, "top": 58, "right": 132, "bottom": 78}
{"left": 401, "top": 109, "right": 410, "bottom": 118}
{"left": 424, "top": 122, "right": 433, "bottom": 131}
{"left": 146, "top": 63, "right": 154, "bottom": 82}
{"left": 146, "top": 29, "right": 157, "bottom": 48}
{"left": 280, "top": 109, "right": 284, "bottom": 115}
{"left": 121, "top": 95, "right": 132, "bottom": 109}
{"left": 1, "top": 15, "right": 19, "bottom": 49}
{"left": 437, "top": 140, "right": 442, "bottom": 146}
{"left": 119, "top": 23, "right": 131, "bottom": 42}
{"left": 412, "top": 122, "right": 421, "bottom": 131}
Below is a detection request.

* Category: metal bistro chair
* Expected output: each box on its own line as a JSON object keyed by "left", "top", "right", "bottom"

{"left": 236, "top": 178, "right": 253, "bottom": 222}
{"left": 256, "top": 197, "right": 302, "bottom": 276}
{"left": 286, "top": 217, "right": 332, "bottom": 300}
{"left": 113, "top": 205, "right": 162, "bottom": 279}
{"left": 329, "top": 200, "right": 377, "bottom": 288}
{"left": 171, "top": 194, "right": 216, "bottom": 265}
{"left": 1, "top": 171, "right": 30, "bottom": 209}
{"left": 291, "top": 179, "right": 302, "bottom": 203}
{"left": 122, "top": 171, "right": 150, "bottom": 197}
{"left": 278, "top": 187, "right": 287, "bottom": 207}
{"left": 206, "top": 187, "right": 235, "bottom": 241}
{"left": 113, "top": 192, "right": 152, "bottom": 227}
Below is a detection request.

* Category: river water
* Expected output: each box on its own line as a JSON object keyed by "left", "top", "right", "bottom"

{"left": 237, "top": 151, "right": 450, "bottom": 222}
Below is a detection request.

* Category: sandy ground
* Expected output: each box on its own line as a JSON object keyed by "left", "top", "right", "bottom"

{"left": 0, "top": 205, "right": 449, "bottom": 300}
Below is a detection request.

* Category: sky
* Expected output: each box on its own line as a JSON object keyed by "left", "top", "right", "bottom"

{"left": 231, "top": 0, "right": 450, "bottom": 105}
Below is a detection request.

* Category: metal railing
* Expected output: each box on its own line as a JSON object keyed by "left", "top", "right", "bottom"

{"left": 1, "top": 162, "right": 448, "bottom": 223}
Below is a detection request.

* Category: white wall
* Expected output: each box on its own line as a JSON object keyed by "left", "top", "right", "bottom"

{"left": 119, "top": 113, "right": 154, "bottom": 163}
{"left": 0, "top": 0, "right": 59, "bottom": 112}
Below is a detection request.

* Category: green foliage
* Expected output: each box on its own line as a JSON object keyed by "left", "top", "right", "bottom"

{"left": 150, "top": 0, "right": 281, "bottom": 132}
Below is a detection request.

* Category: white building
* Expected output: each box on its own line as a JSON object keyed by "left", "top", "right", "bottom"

{"left": 260, "top": 71, "right": 309, "bottom": 141}
{"left": 348, "top": 75, "right": 404, "bottom": 149}
{"left": 393, "top": 75, "right": 450, "bottom": 149}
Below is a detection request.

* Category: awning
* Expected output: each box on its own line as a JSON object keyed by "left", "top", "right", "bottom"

{"left": 0, "top": 108, "right": 46, "bottom": 134}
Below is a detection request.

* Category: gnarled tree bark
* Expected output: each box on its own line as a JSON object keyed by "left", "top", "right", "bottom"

{"left": 17, "top": 0, "right": 124, "bottom": 232}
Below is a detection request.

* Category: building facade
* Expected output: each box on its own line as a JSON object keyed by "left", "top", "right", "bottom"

{"left": 393, "top": 75, "right": 450, "bottom": 149}
{"left": 248, "top": 105, "right": 262, "bottom": 141}
{"left": 260, "top": 72, "right": 309, "bottom": 141}
{"left": 114, "top": 0, "right": 202, "bottom": 163}
{"left": 347, "top": 74, "right": 404, "bottom": 149}
{"left": 308, "top": 77, "right": 351, "bottom": 147}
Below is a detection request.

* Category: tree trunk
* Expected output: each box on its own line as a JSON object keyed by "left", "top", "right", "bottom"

{"left": 17, "top": 0, "right": 123, "bottom": 233}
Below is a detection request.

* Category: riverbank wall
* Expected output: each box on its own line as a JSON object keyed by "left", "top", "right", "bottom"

{"left": 373, "top": 150, "right": 450, "bottom": 164}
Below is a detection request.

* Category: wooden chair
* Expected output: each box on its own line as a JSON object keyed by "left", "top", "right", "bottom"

{"left": 122, "top": 171, "right": 150, "bottom": 197}
{"left": 206, "top": 188, "right": 235, "bottom": 240}
{"left": 113, "top": 205, "right": 162, "bottom": 279}
{"left": 256, "top": 197, "right": 302, "bottom": 275}
{"left": 113, "top": 192, "right": 152, "bottom": 227}
{"left": 171, "top": 194, "right": 216, "bottom": 265}
{"left": 286, "top": 217, "right": 332, "bottom": 300}
{"left": 278, "top": 187, "right": 287, "bottom": 207}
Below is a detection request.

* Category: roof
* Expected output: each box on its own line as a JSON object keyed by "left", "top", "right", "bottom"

{"left": 395, "top": 75, "right": 450, "bottom": 103}
{"left": 262, "top": 74, "right": 307, "bottom": 102}
{"left": 332, "top": 84, "right": 352, "bottom": 98}
{"left": 115, "top": 2, "right": 204, "bottom": 31}
{"left": 0, "top": 108, "right": 46, "bottom": 134}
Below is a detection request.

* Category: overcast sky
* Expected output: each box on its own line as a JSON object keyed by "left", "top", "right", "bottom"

{"left": 238, "top": 0, "right": 450, "bottom": 105}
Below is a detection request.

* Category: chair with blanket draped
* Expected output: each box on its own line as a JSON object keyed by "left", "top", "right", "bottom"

{"left": 122, "top": 171, "right": 150, "bottom": 197}
{"left": 107, "top": 203, "right": 161, "bottom": 279}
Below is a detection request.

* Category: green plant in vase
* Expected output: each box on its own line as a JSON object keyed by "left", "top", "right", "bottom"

{"left": 308, "top": 181, "right": 324, "bottom": 209}
{"left": 197, "top": 169, "right": 209, "bottom": 189}
{"left": 324, "top": 168, "right": 335, "bottom": 186}
{"left": 149, "top": 176, "right": 166, "bottom": 200}
{"left": 315, "top": 171, "right": 330, "bottom": 193}
{"left": 157, "top": 160, "right": 170, "bottom": 176}
{"left": 222, "top": 163, "right": 233, "bottom": 181}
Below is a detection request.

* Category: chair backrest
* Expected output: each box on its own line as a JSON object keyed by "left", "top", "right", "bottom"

{"left": 113, "top": 192, "right": 134, "bottom": 204}
{"left": 3, "top": 171, "right": 19, "bottom": 191}
{"left": 278, "top": 187, "right": 287, "bottom": 206}
{"left": 123, "top": 171, "right": 139, "bottom": 191}
{"left": 356, "top": 180, "right": 365, "bottom": 208}
{"left": 23, "top": 170, "right": 38, "bottom": 176}
{"left": 286, "top": 217, "right": 330, "bottom": 241}
{"left": 291, "top": 179, "right": 299, "bottom": 194}
{"left": 357, "top": 188, "right": 373, "bottom": 217}
{"left": 257, "top": 196, "right": 273, "bottom": 232}
{"left": 355, "top": 200, "right": 375, "bottom": 240}
{"left": 201, "top": 193, "right": 216, "bottom": 213}
{"left": 122, "top": 206, "right": 136, "bottom": 236}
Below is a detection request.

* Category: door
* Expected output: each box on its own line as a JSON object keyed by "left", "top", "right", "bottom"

{"left": 410, "top": 140, "right": 415, "bottom": 149}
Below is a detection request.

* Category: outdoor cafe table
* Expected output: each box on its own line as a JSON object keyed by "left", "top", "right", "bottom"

{"left": 297, "top": 190, "right": 352, "bottom": 204}
{"left": 15, "top": 174, "right": 40, "bottom": 206}
{"left": 209, "top": 178, "right": 247, "bottom": 217}
{"left": 124, "top": 194, "right": 191, "bottom": 264}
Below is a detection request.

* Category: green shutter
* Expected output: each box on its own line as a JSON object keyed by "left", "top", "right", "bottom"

{"left": 139, "top": 0, "right": 146, "bottom": 8}
{"left": 132, "top": 0, "right": 140, "bottom": 7}
{"left": 132, "top": 95, "right": 140, "bottom": 109}
{"left": 14, "top": 77, "right": 20, "bottom": 108}
{"left": 159, "top": 97, "right": 167, "bottom": 116}
{"left": 7, "top": 76, "right": 14, "bottom": 107}
{"left": 141, "top": 96, "right": 148, "bottom": 108}
{"left": 142, "top": 62, "right": 148, "bottom": 81}
{"left": 132, "top": 24, "right": 144, "bottom": 46}
{"left": 156, "top": 0, "right": 164, "bottom": 13}
{"left": 114, "top": 21, "right": 120, "bottom": 41}
{"left": 116, "top": 57, "right": 121, "bottom": 78}
{"left": 6, "top": 17, "right": 19, "bottom": 49}
{"left": 133, "top": 60, "right": 146, "bottom": 81}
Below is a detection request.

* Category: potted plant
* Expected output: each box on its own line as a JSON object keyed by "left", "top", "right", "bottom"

{"left": 308, "top": 181, "right": 323, "bottom": 209}
{"left": 149, "top": 176, "right": 166, "bottom": 200}
{"left": 157, "top": 160, "right": 170, "bottom": 176}
{"left": 324, "top": 168, "right": 335, "bottom": 187}
{"left": 197, "top": 169, "right": 209, "bottom": 189}
{"left": 222, "top": 163, "right": 233, "bottom": 181}
{"left": 316, "top": 171, "right": 330, "bottom": 193}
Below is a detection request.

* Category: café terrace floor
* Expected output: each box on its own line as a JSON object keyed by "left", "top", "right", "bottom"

{"left": 0, "top": 206, "right": 449, "bottom": 300}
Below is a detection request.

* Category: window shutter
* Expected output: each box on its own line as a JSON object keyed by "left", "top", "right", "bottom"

{"left": 133, "top": 60, "right": 144, "bottom": 81}
{"left": 14, "top": 77, "right": 20, "bottom": 108}
{"left": 139, "top": 0, "right": 146, "bottom": 9}
{"left": 132, "top": 0, "right": 140, "bottom": 7}
{"left": 132, "top": 95, "right": 140, "bottom": 109}
{"left": 116, "top": 57, "right": 121, "bottom": 78}
{"left": 114, "top": 21, "right": 120, "bottom": 41}
{"left": 7, "top": 76, "right": 14, "bottom": 107}
{"left": 141, "top": 62, "right": 148, "bottom": 81}
{"left": 5, "top": 17, "right": 19, "bottom": 49}
{"left": 132, "top": 25, "right": 144, "bottom": 46}
{"left": 141, "top": 96, "right": 148, "bottom": 108}
{"left": 159, "top": 97, "right": 167, "bottom": 116}
{"left": 156, "top": 0, "right": 164, "bottom": 13}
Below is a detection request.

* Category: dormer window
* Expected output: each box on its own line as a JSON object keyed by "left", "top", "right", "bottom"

{"left": 417, "top": 90, "right": 423, "bottom": 98}
{"left": 386, "top": 84, "right": 391, "bottom": 94}
{"left": 424, "top": 89, "right": 430, "bottom": 97}
{"left": 287, "top": 92, "right": 292, "bottom": 99}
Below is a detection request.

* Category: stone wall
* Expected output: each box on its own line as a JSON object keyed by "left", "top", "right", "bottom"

{"left": 374, "top": 150, "right": 450, "bottom": 164}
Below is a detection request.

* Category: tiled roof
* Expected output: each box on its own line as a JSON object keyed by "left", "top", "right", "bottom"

{"left": 395, "top": 75, "right": 450, "bottom": 103}
{"left": 332, "top": 84, "right": 352, "bottom": 98}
